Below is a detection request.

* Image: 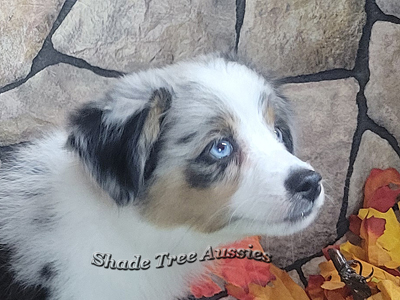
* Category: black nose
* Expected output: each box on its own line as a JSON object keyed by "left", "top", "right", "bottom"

{"left": 285, "top": 169, "right": 322, "bottom": 202}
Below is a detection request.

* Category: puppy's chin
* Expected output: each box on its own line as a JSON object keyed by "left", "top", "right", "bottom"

{"left": 270, "top": 191, "right": 324, "bottom": 236}
{"left": 221, "top": 186, "right": 324, "bottom": 237}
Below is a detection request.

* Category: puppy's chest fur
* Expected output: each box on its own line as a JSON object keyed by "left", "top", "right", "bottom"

{"left": 0, "top": 135, "right": 222, "bottom": 300}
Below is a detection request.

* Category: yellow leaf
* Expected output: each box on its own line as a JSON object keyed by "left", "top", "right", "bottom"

{"left": 248, "top": 265, "right": 310, "bottom": 300}
{"left": 357, "top": 208, "right": 400, "bottom": 269}
{"left": 320, "top": 281, "right": 346, "bottom": 290}
{"left": 269, "top": 264, "right": 310, "bottom": 300}
{"left": 319, "top": 261, "right": 343, "bottom": 284}
{"left": 368, "top": 292, "right": 384, "bottom": 300}
{"left": 377, "top": 280, "right": 400, "bottom": 300}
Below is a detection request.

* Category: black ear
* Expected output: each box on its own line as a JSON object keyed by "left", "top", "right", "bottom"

{"left": 67, "top": 88, "right": 171, "bottom": 205}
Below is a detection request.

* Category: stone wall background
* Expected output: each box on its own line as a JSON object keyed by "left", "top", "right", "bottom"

{"left": 1, "top": 0, "right": 400, "bottom": 293}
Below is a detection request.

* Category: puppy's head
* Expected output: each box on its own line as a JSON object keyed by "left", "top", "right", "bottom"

{"left": 67, "top": 55, "right": 324, "bottom": 236}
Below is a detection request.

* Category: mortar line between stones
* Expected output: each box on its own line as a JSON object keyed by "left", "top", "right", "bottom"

{"left": 0, "top": 0, "right": 76, "bottom": 94}
{"left": 279, "top": 68, "right": 354, "bottom": 84}
{"left": 285, "top": 227, "right": 360, "bottom": 275}
{"left": 235, "top": 0, "right": 246, "bottom": 52}
{"left": 335, "top": 0, "right": 376, "bottom": 238}
{"left": 295, "top": 267, "right": 308, "bottom": 288}
{"left": 0, "top": 48, "right": 123, "bottom": 95}
{"left": 366, "top": 118, "right": 400, "bottom": 156}
{"left": 379, "top": 14, "right": 400, "bottom": 24}
{"left": 0, "top": 0, "right": 123, "bottom": 95}
{"left": 283, "top": 251, "right": 323, "bottom": 273}
{"left": 337, "top": 111, "right": 365, "bottom": 237}
{"left": 48, "top": 0, "right": 78, "bottom": 40}
{"left": 373, "top": 0, "right": 400, "bottom": 24}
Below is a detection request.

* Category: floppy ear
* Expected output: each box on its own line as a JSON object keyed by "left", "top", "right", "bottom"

{"left": 66, "top": 88, "right": 171, "bottom": 205}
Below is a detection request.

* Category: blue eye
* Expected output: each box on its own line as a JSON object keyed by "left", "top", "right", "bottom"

{"left": 209, "top": 140, "right": 233, "bottom": 159}
{"left": 274, "top": 128, "right": 283, "bottom": 142}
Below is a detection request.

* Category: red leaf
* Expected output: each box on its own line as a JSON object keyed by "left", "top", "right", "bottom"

{"left": 381, "top": 266, "right": 400, "bottom": 277}
{"left": 306, "top": 275, "right": 326, "bottom": 300}
{"left": 348, "top": 215, "right": 362, "bottom": 236}
{"left": 360, "top": 216, "right": 386, "bottom": 242}
{"left": 369, "top": 186, "right": 400, "bottom": 212}
{"left": 190, "top": 277, "right": 223, "bottom": 298}
{"left": 364, "top": 168, "right": 400, "bottom": 208}
{"left": 219, "top": 258, "right": 275, "bottom": 289}
{"left": 322, "top": 245, "right": 340, "bottom": 261}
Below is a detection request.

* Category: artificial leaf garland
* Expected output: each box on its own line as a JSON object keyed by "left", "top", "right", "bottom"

{"left": 191, "top": 168, "right": 400, "bottom": 300}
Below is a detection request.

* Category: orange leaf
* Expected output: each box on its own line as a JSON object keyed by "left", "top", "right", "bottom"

{"left": 269, "top": 264, "right": 310, "bottom": 300}
{"left": 191, "top": 236, "right": 276, "bottom": 298}
{"left": 360, "top": 216, "right": 386, "bottom": 242}
{"left": 321, "top": 281, "right": 346, "bottom": 290}
{"left": 226, "top": 283, "right": 252, "bottom": 300}
{"left": 319, "top": 260, "right": 343, "bottom": 284}
{"left": 364, "top": 168, "right": 400, "bottom": 208}
{"left": 247, "top": 265, "right": 310, "bottom": 300}
{"left": 214, "top": 236, "right": 275, "bottom": 289}
{"left": 216, "top": 254, "right": 275, "bottom": 289}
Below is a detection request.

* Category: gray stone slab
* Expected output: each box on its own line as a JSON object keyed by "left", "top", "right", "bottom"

{"left": 366, "top": 22, "right": 400, "bottom": 143}
{"left": 0, "top": 0, "right": 64, "bottom": 87}
{"left": 238, "top": 0, "right": 366, "bottom": 78}
{"left": 301, "top": 256, "right": 327, "bottom": 280}
{"left": 376, "top": 0, "right": 400, "bottom": 18}
{"left": 287, "top": 269, "right": 304, "bottom": 288}
{"left": 348, "top": 130, "right": 400, "bottom": 216}
{"left": 262, "top": 78, "right": 359, "bottom": 267}
{"left": 52, "top": 0, "right": 236, "bottom": 73}
{"left": 0, "top": 64, "right": 116, "bottom": 145}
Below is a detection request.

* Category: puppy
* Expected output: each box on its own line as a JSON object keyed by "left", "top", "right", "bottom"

{"left": 0, "top": 54, "right": 324, "bottom": 300}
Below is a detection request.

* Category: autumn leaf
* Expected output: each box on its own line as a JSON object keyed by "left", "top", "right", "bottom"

{"left": 191, "top": 168, "right": 400, "bottom": 300}
{"left": 213, "top": 236, "right": 276, "bottom": 291}
{"left": 190, "top": 236, "right": 277, "bottom": 299}
{"left": 190, "top": 276, "right": 223, "bottom": 298}
{"left": 369, "top": 186, "right": 400, "bottom": 212}
{"left": 318, "top": 260, "right": 345, "bottom": 290}
{"left": 303, "top": 168, "right": 400, "bottom": 300}
{"left": 348, "top": 215, "right": 362, "bottom": 236}
{"left": 357, "top": 208, "right": 400, "bottom": 269}
{"left": 321, "top": 244, "right": 340, "bottom": 261}
{"left": 376, "top": 280, "right": 400, "bottom": 299}
{"left": 364, "top": 168, "right": 400, "bottom": 209}
{"left": 306, "top": 275, "right": 326, "bottom": 300}
{"left": 225, "top": 283, "right": 252, "bottom": 300}
{"left": 324, "top": 288, "right": 352, "bottom": 300}
{"left": 247, "top": 264, "right": 310, "bottom": 300}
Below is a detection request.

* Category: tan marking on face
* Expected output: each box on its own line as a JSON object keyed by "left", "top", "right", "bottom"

{"left": 263, "top": 100, "right": 275, "bottom": 126}
{"left": 142, "top": 169, "right": 239, "bottom": 233}
{"left": 140, "top": 89, "right": 170, "bottom": 148}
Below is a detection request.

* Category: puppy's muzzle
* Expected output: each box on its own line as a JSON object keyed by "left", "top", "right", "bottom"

{"left": 285, "top": 168, "right": 322, "bottom": 203}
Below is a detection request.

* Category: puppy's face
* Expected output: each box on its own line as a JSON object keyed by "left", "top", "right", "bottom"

{"left": 67, "top": 56, "right": 324, "bottom": 237}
